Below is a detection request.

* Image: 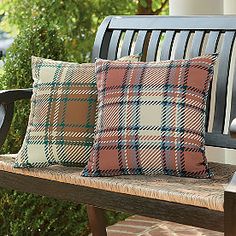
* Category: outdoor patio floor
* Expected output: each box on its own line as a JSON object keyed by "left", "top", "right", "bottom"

{"left": 105, "top": 215, "right": 223, "bottom": 236}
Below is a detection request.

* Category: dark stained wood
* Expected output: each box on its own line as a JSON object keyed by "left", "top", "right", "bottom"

{"left": 146, "top": 30, "right": 161, "bottom": 62}
{"left": 0, "top": 89, "right": 32, "bottom": 149}
{"left": 224, "top": 191, "right": 236, "bottom": 236}
{"left": 213, "top": 32, "right": 236, "bottom": 133}
{"left": 92, "top": 16, "right": 236, "bottom": 142}
{"left": 107, "top": 30, "right": 122, "bottom": 60}
{"left": 0, "top": 103, "right": 14, "bottom": 148}
{"left": 87, "top": 205, "right": 107, "bottom": 236}
{"left": 141, "top": 32, "right": 151, "bottom": 61}
{"left": 0, "top": 88, "right": 32, "bottom": 102}
{"left": 120, "top": 30, "right": 135, "bottom": 57}
{"left": 160, "top": 31, "right": 176, "bottom": 61}
{"left": 133, "top": 30, "right": 148, "bottom": 56}
{"left": 174, "top": 31, "right": 191, "bottom": 59}
{"left": 205, "top": 133, "right": 236, "bottom": 148}
{"left": 224, "top": 173, "right": 236, "bottom": 236}
{"left": 109, "top": 15, "right": 236, "bottom": 30}
{"left": 190, "top": 31, "right": 205, "bottom": 57}
{"left": 92, "top": 16, "right": 113, "bottom": 61}
{"left": 0, "top": 170, "right": 224, "bottom": 232}
{"left": 99, "top": 31, "right": 112, "bottom": 60}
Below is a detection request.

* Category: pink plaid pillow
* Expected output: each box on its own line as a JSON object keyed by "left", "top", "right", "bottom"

{"left": 82, "top": 54, "right": 218, "bottom": 178}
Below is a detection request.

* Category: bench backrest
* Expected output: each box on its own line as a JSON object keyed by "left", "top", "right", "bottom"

{"left": 92, "top": 15, "right": 236, "bottom": 150}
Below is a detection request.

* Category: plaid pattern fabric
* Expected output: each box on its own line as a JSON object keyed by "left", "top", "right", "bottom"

{"left": 15, "top": 57, "right": 97, "bottom": 167}
{"left": 15, "top": 55, "right": 140, "bottom": 168}
{"left": 82, "top": 54, "right": 218, "bottom": 178}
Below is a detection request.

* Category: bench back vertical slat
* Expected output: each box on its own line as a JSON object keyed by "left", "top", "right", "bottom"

{"left": 133, "top": 30, "right": 148, "bottom": 56}
{"left": 190, "top": 31, "right": 205, "bottom": 57}
{"left": 174, "top": 30, "right": 191, "bottom": 59}
{"left": 213, "top": 31, "right": 236, "bottom": 133}
{"left": 146, "top": 30, "right": 162, "bottom": 62}
{"left": 160, "top": 31, "right": 176, "bottom": 60}
{"left": 204, "top": 31, "right": 221, "bottom": 130}
{"left": 120, "top": 30, "right": 135, "bottom": 57}
{"left": 107, "top": 30, "right": 122, "bottom": 60}
{"left": 205, "top": 31, "right": 221, "bottom": 54}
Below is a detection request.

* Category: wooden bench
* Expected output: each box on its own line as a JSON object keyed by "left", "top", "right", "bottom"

{"left": 0, "top": 15, "right": 236, "bottom": 236}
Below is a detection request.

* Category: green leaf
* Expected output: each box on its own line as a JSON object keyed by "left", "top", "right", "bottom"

{"left": 140, "top": 0, "right": 148, "bottom": 8}
{"left": 152, "top": 0, "right": 161, "bottom": 11}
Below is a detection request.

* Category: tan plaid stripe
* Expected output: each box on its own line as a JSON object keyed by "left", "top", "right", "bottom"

{"left": 83, "top": 54, "right": 218, "bottom": 178}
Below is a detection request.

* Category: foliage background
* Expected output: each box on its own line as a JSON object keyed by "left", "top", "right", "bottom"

{"left": 0, "top": 0, "right": 168, "bottom": 235}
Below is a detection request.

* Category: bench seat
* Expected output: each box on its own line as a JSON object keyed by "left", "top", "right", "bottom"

{"left": 1, "top": 16, "right": 236, "bottom": 235}
{"left": 0, "top": 154, "right": 235, "bottom": 213}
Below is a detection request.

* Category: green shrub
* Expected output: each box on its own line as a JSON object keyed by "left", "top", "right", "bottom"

{"left": 0, "top": 189, "right": 128, "bottom": 235}
{"left": 0, "top": 190, "right": 89, "bottom": 236}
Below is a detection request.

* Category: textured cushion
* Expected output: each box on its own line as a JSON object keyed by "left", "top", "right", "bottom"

{"left": 1, "top": 154, "right": 234, "bottom": 212}
{"left": 15, "top": 55, "right": 140, "bottom": 168}
{"left": 83, "top": 54, "right": 218, "bottom": 178}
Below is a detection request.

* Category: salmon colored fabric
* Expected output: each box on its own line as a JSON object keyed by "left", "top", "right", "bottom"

{"left": 83, "top": 54, "right": 218, "bottom": 178}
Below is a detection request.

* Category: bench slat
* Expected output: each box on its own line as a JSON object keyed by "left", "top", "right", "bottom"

{"left": 0, "top": 170, "right": 224, "bottom": 232}
{"left": 108, "top": 16, "right": 236, "bottom": 30}
{"left": 133, "top": 30, "right": 148, "bottom": 56}
{"left": 120, "top": 30, "right": 135, "bottom": 57}
{"left": 160, "top": 31, "right": 176, "bottom": 61}
{"left": 146, "top": 30, "right": 162, "bottom": 62}
{"left": 174, "top": 31, "right": 191, "bottom": 60}
{"left": 213, "top": 31, "right": 236, "bottom": 133}
{"left": 0, "top": 154, "right": 231, "bottom": 212}
{"left": 107, "top": 30, "right": 122, "bottom": 60}
{"left": 205, "top": 31, "right": 221, "bottom": 54}
{"left": 204, "top": 31, "right": 221, "bottom": 130}
{"left": 190, "top": 31, "right": 205, "bottom": 57}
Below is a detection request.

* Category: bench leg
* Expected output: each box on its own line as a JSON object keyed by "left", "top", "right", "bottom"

{"left": 87, "top": 205, "right": 107, "bottom": 236}
{"left": 224, "top": 191, "right": 236, "bottom": 236}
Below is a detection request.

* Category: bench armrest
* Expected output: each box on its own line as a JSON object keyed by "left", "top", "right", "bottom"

{"left": 0, "top": 88, "right": 32, "bottom": 103}
{"left": 230, "top": 118, "right": 236, "bottom": 138}
{"left": 0, "top": 88, "right": 33, "bottom": 149}
{"left": 225, "top": 171, "right": 236, "bottom": 193}
{"left": 225, "top": 171, "right": 236, "bottom": 234}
